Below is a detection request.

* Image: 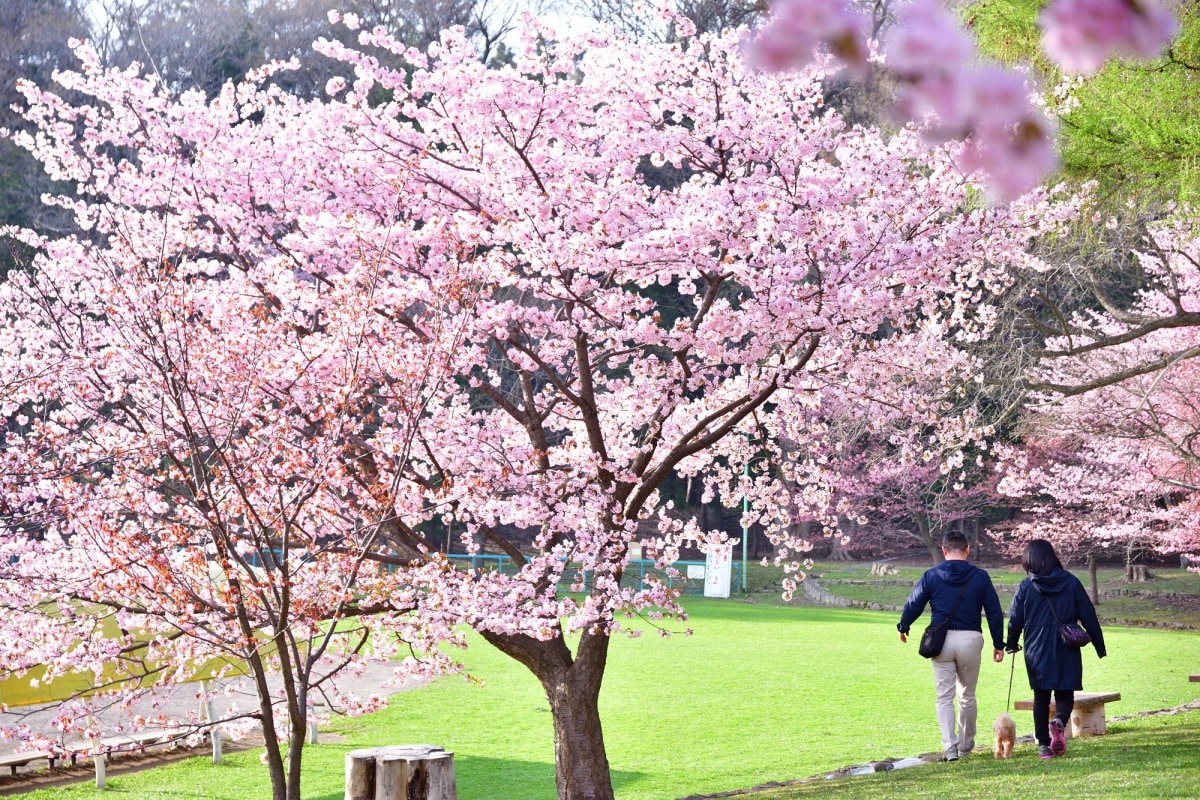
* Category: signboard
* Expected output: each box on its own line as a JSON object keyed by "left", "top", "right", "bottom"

{"left": 703, "top": 544, "right": 733, "bottom": 598}
{"left": 686, "top": 564, "right": 706, "bottom": 580}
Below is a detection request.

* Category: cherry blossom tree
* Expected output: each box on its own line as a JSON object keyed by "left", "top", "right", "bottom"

{"left": 762, "top": 346, "right": 1010, "bottom": 565}
{"left": 0, "top": 19, "right": 1074, "bottom": 799}
{"left": 1001, "top": 225, "right": 1200, "bottom": 573}
{"left": 0, "top": 62, "right": 466, "bottom": 800}
{"left": 831, "top": 445, "right": 1002, "bottom": 563}
{"left": 995, "top": 428, "right": 1200, "bottom": 598}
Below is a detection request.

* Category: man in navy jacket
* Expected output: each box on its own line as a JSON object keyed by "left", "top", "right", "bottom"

{"left": 897, "top": 531, "right": 1006, "bottom": 761}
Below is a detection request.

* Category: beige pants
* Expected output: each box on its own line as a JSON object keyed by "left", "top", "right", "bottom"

{"left": 932, "top": 630, "right": 984, "bottom": 753}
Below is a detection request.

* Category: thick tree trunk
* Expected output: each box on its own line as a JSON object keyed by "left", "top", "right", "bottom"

{"left": 546, "top": 665, "right": 611, "bottom": 800}
{"left": 482, "top": 629, "right": 614, "bottom": 800}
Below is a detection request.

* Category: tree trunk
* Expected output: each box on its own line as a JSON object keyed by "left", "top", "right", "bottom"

{"left": 1088, "top": 552, "right": 1100, "bottom": 605}
{"left": 482, "top": 629, "right": 614, "bottom": 800}
{"left": 917, "top": 514, "right": 941, "bottom": 565}
{"left": 827, "top": 518, "right": 854, "bottom": 562}
{"left": 250, "top": 655, "right": 289, "bottom": 800}
{"left": 965, "top": 518, "right": 980, "bottom": 554}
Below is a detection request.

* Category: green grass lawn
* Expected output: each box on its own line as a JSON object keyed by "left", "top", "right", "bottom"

{"left": 804, "top": 562, "right": 1200, "bottom": 629}
{"left": 749, "top": 712, "right": 1200, "bottom": 800}
{"left": 16, "top": 599, "right": 1200, "bottom": 799}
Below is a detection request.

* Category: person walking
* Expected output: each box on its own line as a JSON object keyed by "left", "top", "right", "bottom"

{"left": 1005, "top": 539, "right": 1106, "bottom": 759}
{"left": 898, "top": 531, "right": 1006, "bottom": 761}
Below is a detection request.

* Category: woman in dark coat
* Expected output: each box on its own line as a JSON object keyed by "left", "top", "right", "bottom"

{"left": 1005, "top": 539, "right": 1106, "bottom": 759}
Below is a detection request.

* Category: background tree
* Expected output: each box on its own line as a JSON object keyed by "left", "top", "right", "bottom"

{"left": 0, "top": 0, "right": 89, "bottom": 274}
{"left": 573, "top": 0, "right": 767, "bottom": 41}
{"left": 995, "top": 428, "right": 1200, "bottom": 598}
{"left": 82, "top": 0, "right": 517, "bottom": 99}
{"left": 773, "top": 351, "right": 1009, "bottom": 565}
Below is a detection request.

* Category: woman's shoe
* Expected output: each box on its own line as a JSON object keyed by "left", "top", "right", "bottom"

{"left": 1049, "top": 718, "right": 1067, "bottom": 756}
{"left": 1038, "top": 745, "right": 1053, "bottom": 759}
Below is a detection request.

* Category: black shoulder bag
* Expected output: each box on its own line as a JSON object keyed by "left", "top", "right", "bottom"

{"left": 1033, "top": 585, "right": 1091, "bottom": 648}
{"left": 918, "top": 584, "right": 968, "bottom": 659}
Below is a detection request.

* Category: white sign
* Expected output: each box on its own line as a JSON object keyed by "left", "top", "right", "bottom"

{"left": 703, "top": 544, "right": 733, "bottom": 598}
{"left": 686, "top": 564, "right": 706, "bottom": 580}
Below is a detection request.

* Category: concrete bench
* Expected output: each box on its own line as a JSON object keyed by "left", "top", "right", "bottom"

{"left": 59, "top": 728, "right": 197, "bottom": 787}
{"left": 0, "top": 746, "right": 92, "bottom": 775}
{"left": 66, "top": 728, "right": 178, "bottom": 756}
{"left": 0, "top": 731, "right": 172, "bottom": 778}
{"left": 1013, "top": 691, "right": 1121, "bottom": 737}
{"left": 0, "top": 750, "right": 53, "bottom": 776}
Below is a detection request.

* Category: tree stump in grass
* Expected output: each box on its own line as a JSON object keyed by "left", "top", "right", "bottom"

{"left": 1125, "top": 564, "right": 1153, "bottom": 582}
{"left": 345, "top": 745, "right": 455, "bottom": 800}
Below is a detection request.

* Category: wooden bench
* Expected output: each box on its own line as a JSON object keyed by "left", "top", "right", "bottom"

{"left": 1013, "top": 691, "right": 1121, "bottom": 737}
{"left": 1189, "top": 674, "right": 1200, "bottom": 682}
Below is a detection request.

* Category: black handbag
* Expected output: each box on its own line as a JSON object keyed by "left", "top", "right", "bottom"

{"left": 918, "top": 585, "right": 968, "bottom": 659}
{"left": 1033, "top": 585, "right": 1091, "bottom": 648}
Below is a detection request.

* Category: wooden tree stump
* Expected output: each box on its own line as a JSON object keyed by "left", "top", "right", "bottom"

{"left": 1125, "top": 564, "right": 1153, "bottom": 582}
{"left": 345, "top": 745, "right": 456, "bottom": 800}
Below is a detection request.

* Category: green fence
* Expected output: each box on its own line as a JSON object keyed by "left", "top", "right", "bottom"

{"left": 446, "top": 554, "right": 743, "bottom": 596}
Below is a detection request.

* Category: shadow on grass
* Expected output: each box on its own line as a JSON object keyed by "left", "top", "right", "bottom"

{"left": 308, "top": 755, "right": 647, "bottom": 800}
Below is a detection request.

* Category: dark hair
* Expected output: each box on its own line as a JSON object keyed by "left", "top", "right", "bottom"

{"left": 1021, "top": 539, "right": 1063, "bottom": 576}
{"left": 942, "top": 531, "right": 969, "bottom": 553}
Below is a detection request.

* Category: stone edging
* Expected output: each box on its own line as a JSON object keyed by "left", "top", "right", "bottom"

{"left": 802, "top": 577, "right": 904, "bottom": 612}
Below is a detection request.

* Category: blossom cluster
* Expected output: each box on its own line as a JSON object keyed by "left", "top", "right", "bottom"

{"left": 748, "top": 0, "right": 1177, "bottom": 200}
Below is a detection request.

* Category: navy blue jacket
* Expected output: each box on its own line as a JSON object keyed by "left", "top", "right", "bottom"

{"left": 1006, "top": 568, "right": 1106, "bottom": 691}
{"left": 898, "top": 559, "right": 1005, "bottom": 651}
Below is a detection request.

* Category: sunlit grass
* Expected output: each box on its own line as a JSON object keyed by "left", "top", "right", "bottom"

{"left": 16, "top": 601, "right": 1200, "bottom": 799}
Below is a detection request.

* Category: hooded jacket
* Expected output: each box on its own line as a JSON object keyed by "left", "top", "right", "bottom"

{"left": 1006, "top": 567, "right": 1106, "bottom": 691}
{"left": 897, "top": 559, "right": 1005, "bottom": 651}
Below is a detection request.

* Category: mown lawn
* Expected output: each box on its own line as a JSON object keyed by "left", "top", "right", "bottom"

{"left": 801, "top": 562, "right": 1200, "bottom": 629}
{"left": 16, "top": 597, "right": 1200, "bottom": 799}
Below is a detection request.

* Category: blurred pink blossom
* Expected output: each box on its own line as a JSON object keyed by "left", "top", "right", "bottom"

{"left": 885, "top": 0, "right": 975, "bottom": 79}
{"left": 1040, "top": 0, "right": 1178, "bottom": 74}
{"left": 751, "top": 0, "right": 1177, "bottom": 201}
{"left": 747, "top": 0, "right": 870, "bottom": 74}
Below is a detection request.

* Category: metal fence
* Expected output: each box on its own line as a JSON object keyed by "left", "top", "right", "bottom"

{"left": 445, "top": 554, "right": 743, "bottom": 596}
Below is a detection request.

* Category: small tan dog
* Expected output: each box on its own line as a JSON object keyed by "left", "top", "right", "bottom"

{"left": 993, "top": 713, "right": 1016, "bottom": 759}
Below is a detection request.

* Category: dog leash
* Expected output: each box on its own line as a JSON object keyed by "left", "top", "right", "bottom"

{"left": 1005, "top": 649, "right": 1016, "bottom": 713}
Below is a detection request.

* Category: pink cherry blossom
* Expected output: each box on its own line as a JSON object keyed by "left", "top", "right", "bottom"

{"left": 746, "top": 0, "right": 870, "bottom": 74}
{"left": 1040, "top": 0, "right": 1179, "bottom": 75}
{"left": 751, "top": 0, "right": 1177, "bottom": 202}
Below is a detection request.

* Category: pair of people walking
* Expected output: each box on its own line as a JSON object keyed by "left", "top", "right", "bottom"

{"left": 897, "top": 533, "right": 1107, "bottom": 760}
